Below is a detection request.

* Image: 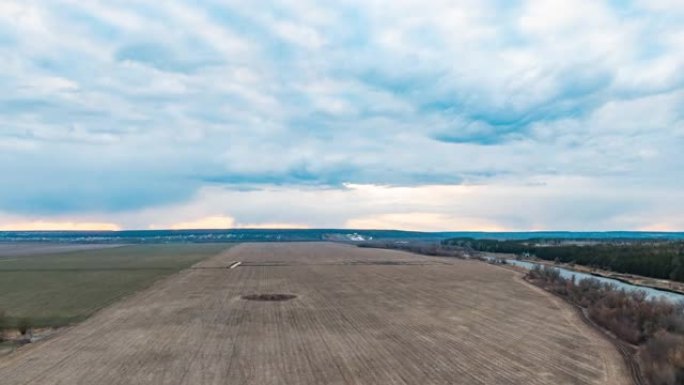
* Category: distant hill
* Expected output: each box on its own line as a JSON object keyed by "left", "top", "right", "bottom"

{"left": 1, "top": 229, "right": 683, "bottom": 244}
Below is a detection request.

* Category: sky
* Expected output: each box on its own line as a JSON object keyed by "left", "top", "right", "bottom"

{"left": 1, "top": 0, "right": 683, "bottom": 232}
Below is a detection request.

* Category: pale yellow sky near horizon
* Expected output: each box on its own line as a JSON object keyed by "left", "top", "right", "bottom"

{"left": 1, "top": 183, "right": 681, "bottom": 232}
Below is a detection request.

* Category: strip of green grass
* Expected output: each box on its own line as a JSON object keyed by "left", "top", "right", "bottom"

{"left": 0, "top": 244, "right": 230, "bottom": 328}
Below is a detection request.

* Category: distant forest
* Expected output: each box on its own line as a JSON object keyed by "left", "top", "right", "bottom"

{"left": 443, "top": 238, "right": 684, "bottom": 282}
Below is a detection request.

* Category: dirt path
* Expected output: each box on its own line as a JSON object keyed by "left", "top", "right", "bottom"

{"left": 0, "top": 242, "right": 630, "bottom": 385}
{"left": 513, "top": 274, "right": 631, "bottom": 384}
{"left": 574, "top": 306, "right": 646, "bottom": 385}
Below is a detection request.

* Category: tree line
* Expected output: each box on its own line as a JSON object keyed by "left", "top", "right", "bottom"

{"left": 443, "top": 238, "right": 684, "bottom": 282}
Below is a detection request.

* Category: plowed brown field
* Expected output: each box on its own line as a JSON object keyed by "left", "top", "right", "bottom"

{"left": 0, "top": 242, "right": 629, "bottom": 385}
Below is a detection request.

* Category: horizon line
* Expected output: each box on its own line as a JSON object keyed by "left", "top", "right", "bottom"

{"left": 1, "top": 228, "right": 683, "bottom": 234}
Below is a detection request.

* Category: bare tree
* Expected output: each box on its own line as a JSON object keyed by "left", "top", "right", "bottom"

{"left": 17, "top": 318, "right": 31, "bottom": 337}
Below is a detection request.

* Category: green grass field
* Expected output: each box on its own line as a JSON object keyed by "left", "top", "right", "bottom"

{"left": 0, "top": 244, "right": 230, "bottom": 328}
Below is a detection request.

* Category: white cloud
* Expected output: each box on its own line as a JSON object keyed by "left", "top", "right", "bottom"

{"left": 0, "top": 1, "right": 683, "bottom": 230}
{"left": 84, "top": 178, "right": 683, "bottom": 231}
{"left": 236, "top": 222, "right": 310, "bottom": 229}
{"left": 0, "top": 220, "right": 120, "bottom": 231}
{"left": 153, "top": 215, "right": 236, "bottom": 230}
{"left": 346, "top": 212, "right": 507, "bottom": 232}
{"left": 22, "top": 76, "right": 79, "bottom": 94}
{"left": 272, "top": 21, "right": 325, "bottom": 49}
{"left": 2, "top": 173, "right": 683, "bottom": 231}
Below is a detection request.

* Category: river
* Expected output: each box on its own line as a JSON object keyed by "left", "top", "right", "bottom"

{"left": 491, "top": 257, "right": 684, "bottom": 303}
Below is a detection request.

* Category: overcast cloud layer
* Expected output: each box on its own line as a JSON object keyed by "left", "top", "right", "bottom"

{"left": 1, "top": 0, "right": 683, "bottom": 231}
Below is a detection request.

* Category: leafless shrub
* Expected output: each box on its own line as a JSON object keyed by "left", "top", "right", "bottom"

{"left": 17, "top": 318, "right": 31, "bottom": 336}
{"left": 640, "top": 331, "right": 684, "bottom": 385}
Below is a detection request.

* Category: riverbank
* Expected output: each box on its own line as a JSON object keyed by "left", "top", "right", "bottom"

{"left": 522, "top": 263, "right": 684, "bottom": 385}
{"left": 519, "top": 272, "right": 646, "bottom": 385}
{"left": 482, "top": 252, "right": 684, "bottom": 297}
{"left": 537, "top": 259, "right": 684, "bottom": 296}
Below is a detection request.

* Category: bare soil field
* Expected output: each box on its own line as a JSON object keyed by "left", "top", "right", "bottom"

{"left": 0, "top": 242, "right": 629, "bottom": 385}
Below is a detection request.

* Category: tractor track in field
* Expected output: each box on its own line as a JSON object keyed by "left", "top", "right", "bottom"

{"left": 574, "top": 306, "right": 646, "bottom": 385}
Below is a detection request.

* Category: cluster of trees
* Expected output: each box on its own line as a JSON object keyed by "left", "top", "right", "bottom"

{"left": 444, "top": 238, "right": 684, "bottom": 282}
{"left": 528, "top": 266, "right": 684, "bottom": 385}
